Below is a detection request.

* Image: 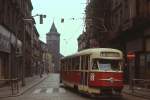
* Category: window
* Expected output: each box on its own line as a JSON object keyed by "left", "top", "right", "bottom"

{"left": 75, "top": 57, "right": 79, "bottom": 70}
{"left": 85, "top": 55, "right": 89, "bottom": 70}
{"left": 99, "top": 64, "right": 111, "bottom": 71}
{"left": 92, "top": 59, "right": 122, "bottom": 71}
{"left": 140, "top": 54, "right": 145, "bottom": 67}
{"left": 146, "top": 54, "right": 150, "bottom": 70}
{"left": 81, "top": 56, "right": 84, "bottom": 70}
{"left": 0, "top": 57, "right": 4, "bottom": 79}
{"left": 92, "top": 60, "right": 98, "bottom": 70}
{"left": 72, "top": 57, "right": 75, "bottom": 70}
{"left": 81, "top": 55, "right": 90, "bottom": 70}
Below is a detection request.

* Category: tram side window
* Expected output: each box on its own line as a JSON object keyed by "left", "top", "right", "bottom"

{"left": 64, "top": 60, "right": 66, "bottom": 71}
{"left": 72, "top": 57, "right": 75, "bottom": 70}
{"left": 64, "top": 61, "right": 66, "bottom": 70}
{"left": 69, "top": 59, "right": 71, "bottom": 71}
{"left": 66, "top": 59, "right": 68, "bottom": 71}
{"left": 84, "top": 56, "right": 86, "bottom": 70}
{"left": 77, "top": 57, "right": 80, "bottom": 70}
{"left": 75, "top": 56, "right": 79, "bottom": 70}
{"left": 68, "top": 59, "right": 72, "bottom": 71}
{"left": 80, "top": 55, "right": 89, "bottom": 70}
{"left": 85, "top": 55, "right": 89, "bottom": 70}
{"left": 61, "top": 60, "right": 64, "bottom": 71}
{"left": 65, "top": 59, "right": 67, "bottom": 71}
{"left": 70, "top": 58, "right": 73, "bottom": 70}
{"left": 74, "top": 57, "right": 77, "bottom": 70}
{"left": 63, "top": 60, "right": 65, "bottom": 71}
{"left": 81, "top": 56, "right": 84, "bottom": 70}
{"left": 92, "top": 59, "right": 99, "bottom": 70}
{"left": 63, "top": 61, "right": 65, "bottom": 71}
{"left": 67, "top": 59, "right": 69, "bottom": 71}
{"left": 71, "top": 58, "right": 73, "bottom": 70}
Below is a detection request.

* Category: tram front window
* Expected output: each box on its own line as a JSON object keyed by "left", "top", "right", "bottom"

{"left": 92, "top": 59, "right": 122, "bottom": 71}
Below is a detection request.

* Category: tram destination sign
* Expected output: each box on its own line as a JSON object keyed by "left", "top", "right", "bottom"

{"left": 100, "top": 52, "right": 120, "bottom": 57}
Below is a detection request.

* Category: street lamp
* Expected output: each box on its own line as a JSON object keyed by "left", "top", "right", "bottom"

{"left": 23, "top": 14, "right": 46, "bottom": 24}
{"left": 39, "top": 14, "right": 46, "bottom": 24}
{"left": 31, "top": 14, "right": 46, "bottom": 24}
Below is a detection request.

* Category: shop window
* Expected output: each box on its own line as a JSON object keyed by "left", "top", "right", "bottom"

{"left": 0, "top": 58, "right": 2, "bottom": 78}
{"left": 140, "top": 54, "right": 145, "bottom": 67}
{"left": 146, "top": 38, "right": 150, "bottom": 51}
{"left": 139, "top": 54, "right": 146, "bottom": 74}
{"left": 0, "top": 57, "right": 4, "bottom": 79}
{"left": 146, "top": 54, "right": 150, "bottom": 70}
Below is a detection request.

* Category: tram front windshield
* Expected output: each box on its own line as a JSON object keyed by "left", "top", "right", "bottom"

{"left": 92, "top": 59, "right": 122, "bottom": 71}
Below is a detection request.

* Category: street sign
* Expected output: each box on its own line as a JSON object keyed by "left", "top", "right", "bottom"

{"left": 127, "top": 52, "right": 135, "bottom": 60}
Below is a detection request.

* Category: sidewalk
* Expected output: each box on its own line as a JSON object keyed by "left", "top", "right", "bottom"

{"left": 0, "top": 74, "right": 48, "bottom": 98}
{"left": 123, "top": 85, "right": 150, "bottom": 99}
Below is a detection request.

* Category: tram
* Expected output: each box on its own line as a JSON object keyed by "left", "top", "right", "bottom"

{"left": 60, "top": 48, "right": 124, "bottom": 96}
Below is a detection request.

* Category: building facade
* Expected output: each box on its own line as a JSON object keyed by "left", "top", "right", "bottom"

{"left": 40, "top": 40, "right": 50, "bottom": 74}
{"left": 0, "top": 0, "right": 34, "bottom": 86}
{"left": 84, "top": 0, "right": 112, "bottom": 49}
{"left": 0, "top": 25, "right": 11, "bottom": 86}
{"left": 77, "top": 31, "right": 88, "bottom": 51}
{"left": 80, "top": 0, "right": 150, "bottom": 86}
{"left": 46, "top": 22, "right": 60, "bottom": 73}
{"left": 120, "top": 0, "right": 150, "bottom": 84}
{"left": 32, "top": 26, "right": 41, "bottom": 76}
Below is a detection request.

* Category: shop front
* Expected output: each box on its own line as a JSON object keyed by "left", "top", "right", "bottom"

{"left": 0, "top": 25, "right": 22, "bottom": 86}
{"left": 0, "top": 25, "right": 11, "bottom": 85}
{"left": 125, "top": 33, "right": 150, "bottom": 88}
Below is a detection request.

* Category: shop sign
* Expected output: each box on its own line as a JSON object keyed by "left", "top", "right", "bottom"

{"left": 0, "top": 33, "right": 10, "bottom": 53}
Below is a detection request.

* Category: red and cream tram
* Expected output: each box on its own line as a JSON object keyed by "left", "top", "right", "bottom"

{"left": 60, "top": 48, "right": 124, "bottom": 96}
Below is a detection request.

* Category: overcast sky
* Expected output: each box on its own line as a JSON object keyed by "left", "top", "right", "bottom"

{"left": 31, "top": 0, "right": 86, "bottom": 56}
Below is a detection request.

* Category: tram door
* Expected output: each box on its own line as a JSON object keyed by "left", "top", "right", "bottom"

{"left": 81, "top": 55, "right": 90, "bottom": 91}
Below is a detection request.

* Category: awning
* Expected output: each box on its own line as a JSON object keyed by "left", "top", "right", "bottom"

{"left": 0, "top": 25, "right": 22, "bottom": 52}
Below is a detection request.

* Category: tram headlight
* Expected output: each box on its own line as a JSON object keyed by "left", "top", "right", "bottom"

{"left": 90, "top": 73, "right": 95, "bottom": 81}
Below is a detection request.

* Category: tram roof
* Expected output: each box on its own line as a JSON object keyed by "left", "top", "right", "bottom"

{"left": 61, "top": 48, "right": 123, "bottom": 59}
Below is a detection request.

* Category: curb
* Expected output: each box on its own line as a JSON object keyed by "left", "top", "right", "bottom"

{"left": 17, "top": 75, "right": 48, "bottom": 96}
{"left": 123, "top": 90, "right": 150, "bottom": 100}
{"left": 0, "top": 75, "right": 48, "bottom": 98}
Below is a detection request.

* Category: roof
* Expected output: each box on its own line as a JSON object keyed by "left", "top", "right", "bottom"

{"left": 49, "top": 22, "right": 57, "bottom": 33}
{"left": 62, "top": 48, "right": 123, "bottom": 59}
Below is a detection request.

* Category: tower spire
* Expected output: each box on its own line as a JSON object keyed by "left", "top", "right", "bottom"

{"left": 50, "top": 21, "right": 57, "bottom": 33}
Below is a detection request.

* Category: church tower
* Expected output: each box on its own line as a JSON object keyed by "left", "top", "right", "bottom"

{"left": 46, "top": 22, "right": 60, "bottom": 73}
